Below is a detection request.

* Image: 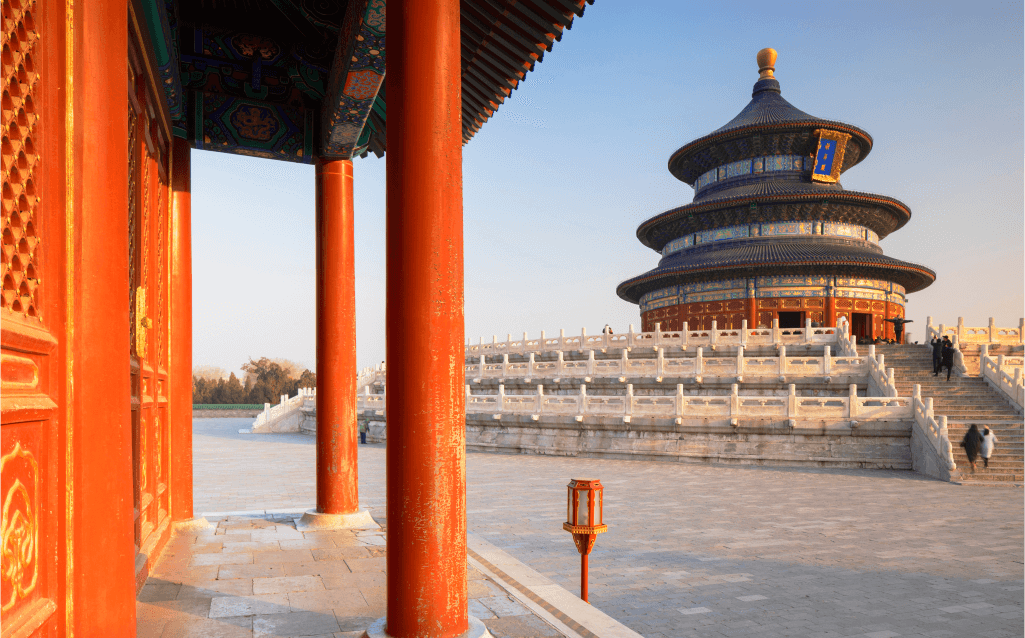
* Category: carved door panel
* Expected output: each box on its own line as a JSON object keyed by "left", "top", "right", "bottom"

{"left": 2, "top": 0, "right": 63, "bottom": 634}
{"left": 128, "top": 38, "right": 172, "bottom": 577}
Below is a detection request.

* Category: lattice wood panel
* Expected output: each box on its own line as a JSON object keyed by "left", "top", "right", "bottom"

{"left": 2, "top": 0, "right": 41, "bottom": 318}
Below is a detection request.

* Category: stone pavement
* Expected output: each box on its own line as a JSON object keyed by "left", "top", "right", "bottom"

{"left": 136, "top": 513, "right": 565, "bottom": 638}
{"left": 186, "top": 418, "right": 1024, "bottom": 637}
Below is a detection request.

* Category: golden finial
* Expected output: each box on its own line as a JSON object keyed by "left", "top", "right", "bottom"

{"left": 757, "top": 48, "right": 777, "bottom": 80}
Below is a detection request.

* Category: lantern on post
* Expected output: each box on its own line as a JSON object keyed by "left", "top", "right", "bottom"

{"left": 562, "top": 478, "right": 607, "bottom": 603}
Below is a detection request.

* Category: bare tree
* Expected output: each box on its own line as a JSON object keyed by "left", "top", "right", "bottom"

{"left": 193, "top": 365, "right": 229, "bottom": 381}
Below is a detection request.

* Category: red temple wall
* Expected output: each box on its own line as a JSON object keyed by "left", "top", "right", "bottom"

{"left": 641, "top": 295, "right": 905, "bottom": 340}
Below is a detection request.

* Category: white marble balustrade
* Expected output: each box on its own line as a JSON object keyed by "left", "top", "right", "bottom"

{"left": 356, "top": 383, "right": 911, "bottom": 423}
{"left": 925, "top": 316, "right": 1024, "bottom": 345}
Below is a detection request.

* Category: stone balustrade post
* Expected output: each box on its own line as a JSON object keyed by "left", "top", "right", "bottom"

{"left": 804, "top": 317, "right": 812, "bottom": 344}
{"left": 676, "top": 384, "right": 685, "bottom": 418}
{"left": 1019, "top": 318, "right": 1024, "bottom": 344}
{"left": 887, "top": 369, "right": 896, "bottom": 395}
{"left": 823, "top": 345, "right": 831, "bottom": 375}
{"left": 956, "top": 317, "right": 964, "bottom": 342}
{"left": 579, "top": 384, "right": 587, "bottom": 415}
{"left": 581, "top": 326, "right": 587, "bottom": 352}
{"left": 737, "top": 346, "right": 745, "bottom": 377}
{"left": 528, "top": 352, "right": 535, "bottom": 378}
{"left": 620, "top": 348, "right": 629, "bottom": 376}
{"left": 998, "top": 354, "right": 1006, "bottom": 368}
{"left": 779, "top": 345, "right": 787, "bottom": 375}
{"left": 925, "top": 397, "right": 934, "bottom": 419}
{"left": 710, "top": 320, "right": 718, "bottom": 345}
{"left": 540, "top": 330, "right": 547, "bottom": 352}
{"left": 536, "top": 384, "right": 544, "bottom": 414}
{"left": 502, "top": 353, "right": 509, "bottom": 376}
{"left": 559, "top": 328, "right": 565, "bottom": 350}
{"left": 465, "top": 384, "right": 471, "bottom": 406}
{"left": 657, "top": 348, "right": 665, "bottom": 378}
{"left": 587, "top": 350, "right": 595, "bottom": 375}
{"left": 980, "top": 344, "right": 989, "bottom": 360}
{"left": 741, "top": 320, "right": 748, "bottom": 346}
{"left": 849, "top": 384, "right": 858, "bottom": 419}
{"left": 987, "top": 317, "right": 996, "bottom": 342}
{"left": 681, "top": 322, "right": 689, "bottom": 347}
{"left": 556, "top": 350, "right": 564, "bottom": 376}
{"left": 1014, "top": 368, "right": 1022, "bottom": 387}
{"left": 628, "top": 324, "right": 635, "bottom": 349}
{"left": 696, "top": 347, "right": 704, "bottom": 375}
{"left": 626, "top": 384, "right": 634, "bottom": 417}
{"left": 938, "top": 324, "right": 945, "bottom": 342}
{"left": 654, "top": 323, "right": 661, "bottom": 348}
{"left": 479, "top": 355, "right": 485, "bottom": 378}
{"left": 787, "top": 384, "right": 796, "bottom": 418}
{"left": 498, "top": 384, "right": 505, "bottom": 411}
{"left": 730, "top": 383, "right": 740, "bottom": 419}
{"left": 522, "top": 332, "right": 528, "bottom": 355}
{"left": 772, "top": 317, "right": 780, "bottom": 344}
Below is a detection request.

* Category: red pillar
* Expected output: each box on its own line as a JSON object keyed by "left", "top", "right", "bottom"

{"left": 748, "top": 296, "right": 759, "bottom": 328}
{"left": 826, "top": 296, "right": 837, "bottom": 328}
{"left": 315, "top": 159, "right": 359, "bottom": 515}
{"left": 385, "top": 0, "right": 467, "bottom": 636}
{"left": 72, "top": 0, "right": 135, "bottom": 633}
{"left": 170, "top": 139, "right": 194, "bottom": 521}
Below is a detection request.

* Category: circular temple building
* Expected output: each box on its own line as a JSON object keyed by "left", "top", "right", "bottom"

{"left": 617, "top": 49, "right": 935, "bottom": 340}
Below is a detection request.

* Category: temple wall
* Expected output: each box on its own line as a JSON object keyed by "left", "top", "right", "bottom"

{"left": 642, "top": 294, "right": 905, "bottom": 339}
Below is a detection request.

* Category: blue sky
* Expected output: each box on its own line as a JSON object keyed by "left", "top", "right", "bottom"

{"left": 192, "top": 1, "right": 1024, "bottom": 375}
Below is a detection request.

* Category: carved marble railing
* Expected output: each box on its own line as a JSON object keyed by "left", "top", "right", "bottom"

{"left": 465, "top": 345, "right": 865, "bottom": 383}
{"left": 466, "top": 319, "right": 838, "bottom": 358}
{"left": 980, "top": 350, "right": 1025, "bottom": 410}
{"left": 357, "top": 362, "right": 386, "bottom": 389}
{"left": 925, "top": 316, "right": 1024, "bottom": 346}
{"left": 911, "top": 385, "right": 957, "bottom": 472}
{"left": 253, "top": 387, "right": 315, "bottom": 428}
{"left": 356, "top": 384, "right": 910, "bottom": 424}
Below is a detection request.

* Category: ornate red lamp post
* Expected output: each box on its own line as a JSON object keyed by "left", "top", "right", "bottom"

{"left": 563, "top": 478, "right": 608, "bottom": 603}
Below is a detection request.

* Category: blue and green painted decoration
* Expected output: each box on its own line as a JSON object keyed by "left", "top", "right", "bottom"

{"left": 320, "top": 0, "right": 386, "bottom": 159}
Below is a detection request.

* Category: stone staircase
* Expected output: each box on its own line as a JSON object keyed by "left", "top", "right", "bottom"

{"left": 875, "top": 345, "right": 1023, "bottom": 484}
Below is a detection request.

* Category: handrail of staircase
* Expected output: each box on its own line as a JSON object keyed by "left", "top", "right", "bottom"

{"left": 925, "top": 316, "right": 1025, "bottom": 345}
{"left": 979, "top": 348, "right": 1025, "bottom": 411}
{"left": 911, "top": 385, "right": 957, "bottom": 471}
{"left": 835, "top": 317, "right": 858, "bottom": 356}
{"left": 253, "top": 388, "right": 314, "bottom": 428}
{"left": 864, "top": 345, "right": 899, "bottom": 397}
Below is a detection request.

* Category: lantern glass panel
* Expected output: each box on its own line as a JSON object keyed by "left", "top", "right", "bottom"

{"left": 576, "top": 488, "right": 590, "bottom": 527}
{"left": 598, "top": 489, "right": 603, "bottom": 525}
{"left": 567, "top": 487, "right": 572, "bottom": 525}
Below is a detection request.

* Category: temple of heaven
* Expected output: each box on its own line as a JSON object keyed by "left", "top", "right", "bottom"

{"left": 617, "top": 49, "right": 935, "bottom": 341}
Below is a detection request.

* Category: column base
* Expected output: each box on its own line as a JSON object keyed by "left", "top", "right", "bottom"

{"left": 361, "top": 615, "right": 492, "bottom": 638}
{"left": 173, "top": 517, "right": 209, "bottom": 531}
{"left": 294, "top": 509, "right": 379, "bottom": 531}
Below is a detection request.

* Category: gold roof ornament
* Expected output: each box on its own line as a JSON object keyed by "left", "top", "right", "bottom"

{"left": 757, "top": 48, "right": 777, "bottom": 80}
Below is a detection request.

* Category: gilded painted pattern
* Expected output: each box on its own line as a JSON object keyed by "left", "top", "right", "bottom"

{"left": 694, "top": 155, "right": 806, "bottom": 192}
{"left": 661, "top": 221, "right": 879, "bottom": 256}
{"left": 639, "top": 276, "right": 906, "bottom": 311}
{"left": 1, "top": 0, "right": 42, "bottom": 319}
{"left": 1, "top": 442, "right": 39, "bottom": 613}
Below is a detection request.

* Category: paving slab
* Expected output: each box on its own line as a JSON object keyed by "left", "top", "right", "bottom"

{"left": 173, "top": 417, "right": 1024, "bottom": 638}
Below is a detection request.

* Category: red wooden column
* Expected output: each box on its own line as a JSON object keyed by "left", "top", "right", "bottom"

{"left": 72, "top": 0, "right": 135, "bottom": 633}
{"left": 314, "top": 159, "right": 359, "bottom": 516}
{"left": 384, "top": 0, "right": 470, "bottom": 636}
{"left": 170, "top": 138, "right": 194, "bottom": 522}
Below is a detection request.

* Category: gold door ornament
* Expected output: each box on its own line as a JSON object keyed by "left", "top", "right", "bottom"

{"left": 1, "top": 442, "right": 39, "bottom": 612}
{"left": 135, "top": 285, "right": 152, "bottom": 358}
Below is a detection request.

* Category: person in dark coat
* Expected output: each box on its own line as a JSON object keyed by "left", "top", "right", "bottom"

{"left": 884, "top": 317, "right": 913, "bottom": 344}
{"left": 961, "top": 424, "right": 984, "bottom": 472}
{"left": 941, "top": 341, "right": 955, "bottom": 381}
{"left": 931, "top": 336, "right": 944, "bottom": 375}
